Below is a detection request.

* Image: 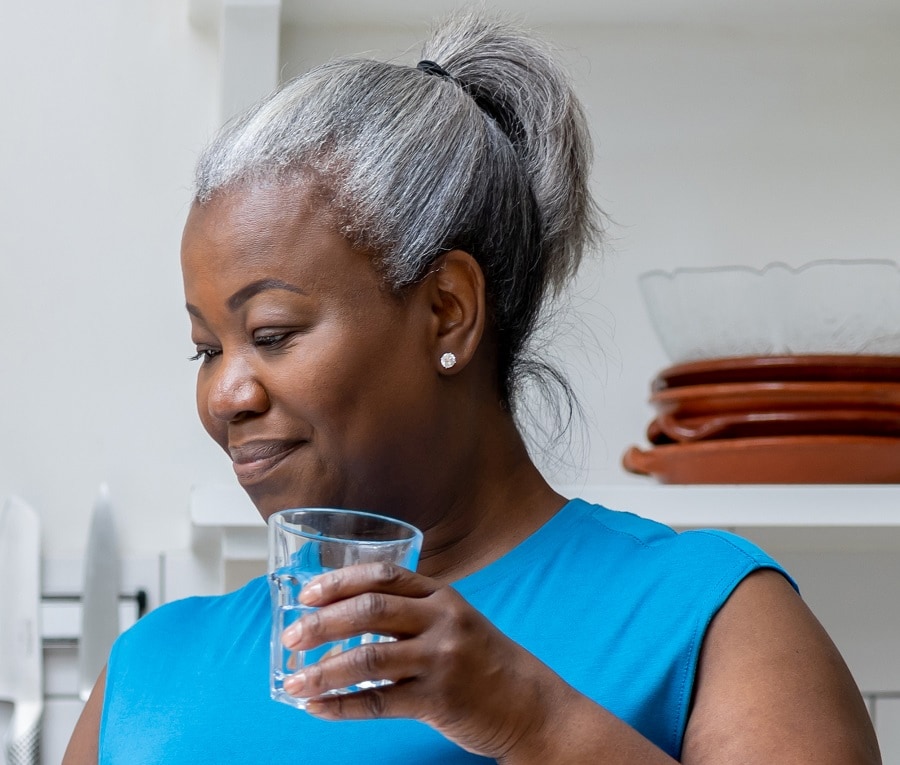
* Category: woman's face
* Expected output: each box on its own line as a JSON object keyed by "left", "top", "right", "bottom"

{"left": 181, "top": 183, "right": 447, "bottom": 522}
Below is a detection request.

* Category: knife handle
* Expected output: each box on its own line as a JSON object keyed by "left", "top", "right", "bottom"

{"left": 6, "top": 702, "right": 42, "bottom": 765}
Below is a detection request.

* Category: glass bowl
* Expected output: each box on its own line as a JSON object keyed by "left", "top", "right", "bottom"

{"left": 638, "top": 259, "right": 900, "bottom": 363}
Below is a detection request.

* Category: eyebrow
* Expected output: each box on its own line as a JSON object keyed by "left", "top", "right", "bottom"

{"left": 185, "top": 278, "right": 307, "bottom": 318}
{"left": 226, "top": 279, "right": 307, "bottom": 311}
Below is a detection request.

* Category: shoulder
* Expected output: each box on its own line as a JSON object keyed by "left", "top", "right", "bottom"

{"left": 104, "top": 576, "right": 270, "bottom": 717}
{"left": 559, "top": 499, "right": 800, "bottom": 652}
{"left": 565, "top": 498, "right": 795, "bottom": 588}
{"left": 114, "top": 576, "right": 268, "bottom": 649}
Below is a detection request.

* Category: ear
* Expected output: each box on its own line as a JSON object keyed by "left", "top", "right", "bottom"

{"left": 422, "top": 250, "right": 486, "bottom": 375}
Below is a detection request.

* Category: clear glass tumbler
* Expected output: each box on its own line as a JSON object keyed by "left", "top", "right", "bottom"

{"left": 268, "top": 508, "right": 423, "bottom": 709}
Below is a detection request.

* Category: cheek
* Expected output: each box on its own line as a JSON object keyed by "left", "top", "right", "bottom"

{"left": 277, "top": 330, "right": 364, "bottom": 403}
{"left": 270, "top": 362, "right": 342, "bottom": 428}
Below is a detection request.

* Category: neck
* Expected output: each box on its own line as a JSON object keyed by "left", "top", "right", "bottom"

{"left": 413, "top": 416, "right": 568, "bottom": 586}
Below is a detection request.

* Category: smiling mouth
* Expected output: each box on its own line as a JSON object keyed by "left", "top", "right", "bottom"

{"left": 228, "top": 441, "right": 304, "bottom": 485}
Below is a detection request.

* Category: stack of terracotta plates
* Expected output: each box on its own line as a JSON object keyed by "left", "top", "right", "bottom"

{"left": 622, "top": 355, "right": 900, "bottom": 483}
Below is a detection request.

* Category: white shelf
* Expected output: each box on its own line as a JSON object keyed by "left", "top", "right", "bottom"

{"left": 190, "top": 483, "right": 900, "bottom": 563}
{"left": 570, "top": 485, "right": 900, "bottom": 528}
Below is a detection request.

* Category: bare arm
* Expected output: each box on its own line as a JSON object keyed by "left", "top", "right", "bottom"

{"left": 682, "top": 569, "right": 880, "bottom": 764}
{"left": 62, "top": 667, "right": 105, "bottom": 765}
{"left": 499, "top": 570, "right": 880, "bottom": 764}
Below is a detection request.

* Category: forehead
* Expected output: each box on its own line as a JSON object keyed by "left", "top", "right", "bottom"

{"left": 180, "top": 181, "right": 377, "bottom": 291}
{"left": 183, "top": 181, "right": 333, "bottom": 256}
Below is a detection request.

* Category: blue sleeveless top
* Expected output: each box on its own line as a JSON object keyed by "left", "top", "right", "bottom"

{"left": 100, "top": 499, "right": 794, "bottom": 763}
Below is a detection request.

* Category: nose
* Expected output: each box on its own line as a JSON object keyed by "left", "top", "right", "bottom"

{"left": 203, "top": 353, "right": 270, "bottom": 423}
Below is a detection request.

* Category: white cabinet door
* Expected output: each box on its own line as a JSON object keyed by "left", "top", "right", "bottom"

{"left": 875, "top": 697, "right": 900, "bottom": 765}
{"left": 42, "top": 699, "right": 84, "bottom": 765}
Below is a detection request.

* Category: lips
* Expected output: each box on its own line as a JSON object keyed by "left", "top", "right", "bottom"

{"left": 228, "top": 440, "right": 305, "bottom": 484}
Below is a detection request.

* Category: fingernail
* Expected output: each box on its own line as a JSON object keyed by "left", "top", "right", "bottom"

{"left": 301, "top": 582, "right": 323, "bottom": 604}
{"left": 282, "top": 622, "right": 302, "bottom": 646}
{"left": 284, "top": 672, "right": 306, "bottom": 694}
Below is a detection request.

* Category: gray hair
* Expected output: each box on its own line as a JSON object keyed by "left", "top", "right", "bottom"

{"left": 194, "top": 11, "right": 602, "bottom": 407}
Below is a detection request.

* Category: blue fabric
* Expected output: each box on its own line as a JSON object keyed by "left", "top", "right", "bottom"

{"left": 100, "top": 499, "right": 795, "bottom": 764}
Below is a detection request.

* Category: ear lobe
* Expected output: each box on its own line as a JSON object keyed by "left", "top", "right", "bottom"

{"left": 427, "top": 250, "right": 486, "bottom": 374}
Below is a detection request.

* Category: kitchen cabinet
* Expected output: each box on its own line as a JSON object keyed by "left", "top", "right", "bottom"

{"left": 0, "top": 557, "right": 160, "bottom": 765}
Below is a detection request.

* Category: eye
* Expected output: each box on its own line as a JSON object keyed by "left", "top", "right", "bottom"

{"left": 188, "top": 347, "right": 221, "bottom": 363}
{"left": 253, "top": 332, "right": 291, "bottom": 349}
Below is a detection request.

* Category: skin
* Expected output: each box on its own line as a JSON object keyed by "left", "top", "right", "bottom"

{"left": 63, "top": 183, "right": 881, "bottom": 764}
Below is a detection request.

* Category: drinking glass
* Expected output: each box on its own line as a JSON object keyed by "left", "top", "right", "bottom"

{"left": 268, "top": 508, "right": 423, "bottom": 709}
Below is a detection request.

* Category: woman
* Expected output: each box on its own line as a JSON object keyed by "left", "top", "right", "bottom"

{"left": 66, "top": 12, "right": 880, "bottom": 764}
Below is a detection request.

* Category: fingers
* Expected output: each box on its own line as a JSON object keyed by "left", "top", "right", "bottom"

{"left": 283, "top": 638, "right": 427, "bottom": 710}
{"left": 283, "top": 591, "right": 429, "bottom": 649}
{"left": 301, "top": 562, "right": 436, "bottom": 607}
{"left": 304, "top": 685, "right": 422, "bottom": 722}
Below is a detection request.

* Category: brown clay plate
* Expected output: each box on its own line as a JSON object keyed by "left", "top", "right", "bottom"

{"left": 650, "top": 381, "right": 900, "bottom": 419}
{"left": 622, "top": 435, "right": 900, "bottom": 484}
{"left": 652, "top": 355, "right": 900, "bottom": 392}
{"left": 646, "top": 408, "right": 900, "bottom": 444}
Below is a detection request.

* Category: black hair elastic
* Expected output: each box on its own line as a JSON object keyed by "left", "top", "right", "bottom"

{"left": 416, "top": 59, "right": 524, "bottom": 146}
{"left": 417, "top": 59, "right": 454, "bottom": 80}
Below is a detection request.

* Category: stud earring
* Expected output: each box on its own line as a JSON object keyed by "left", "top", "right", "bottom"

{"left": 440, "top": 352, "right": 457, "bottom": 369}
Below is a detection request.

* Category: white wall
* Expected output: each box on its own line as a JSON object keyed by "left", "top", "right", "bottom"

{"left": 0, "top": 2, "right": 225, "bottom": 556}
{"left": 2, "top": 2, "right": 899, "bottom": 557}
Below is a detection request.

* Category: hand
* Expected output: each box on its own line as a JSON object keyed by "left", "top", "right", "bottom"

{"left": 280, "top": 562, "right": 565, "bottom": 760}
